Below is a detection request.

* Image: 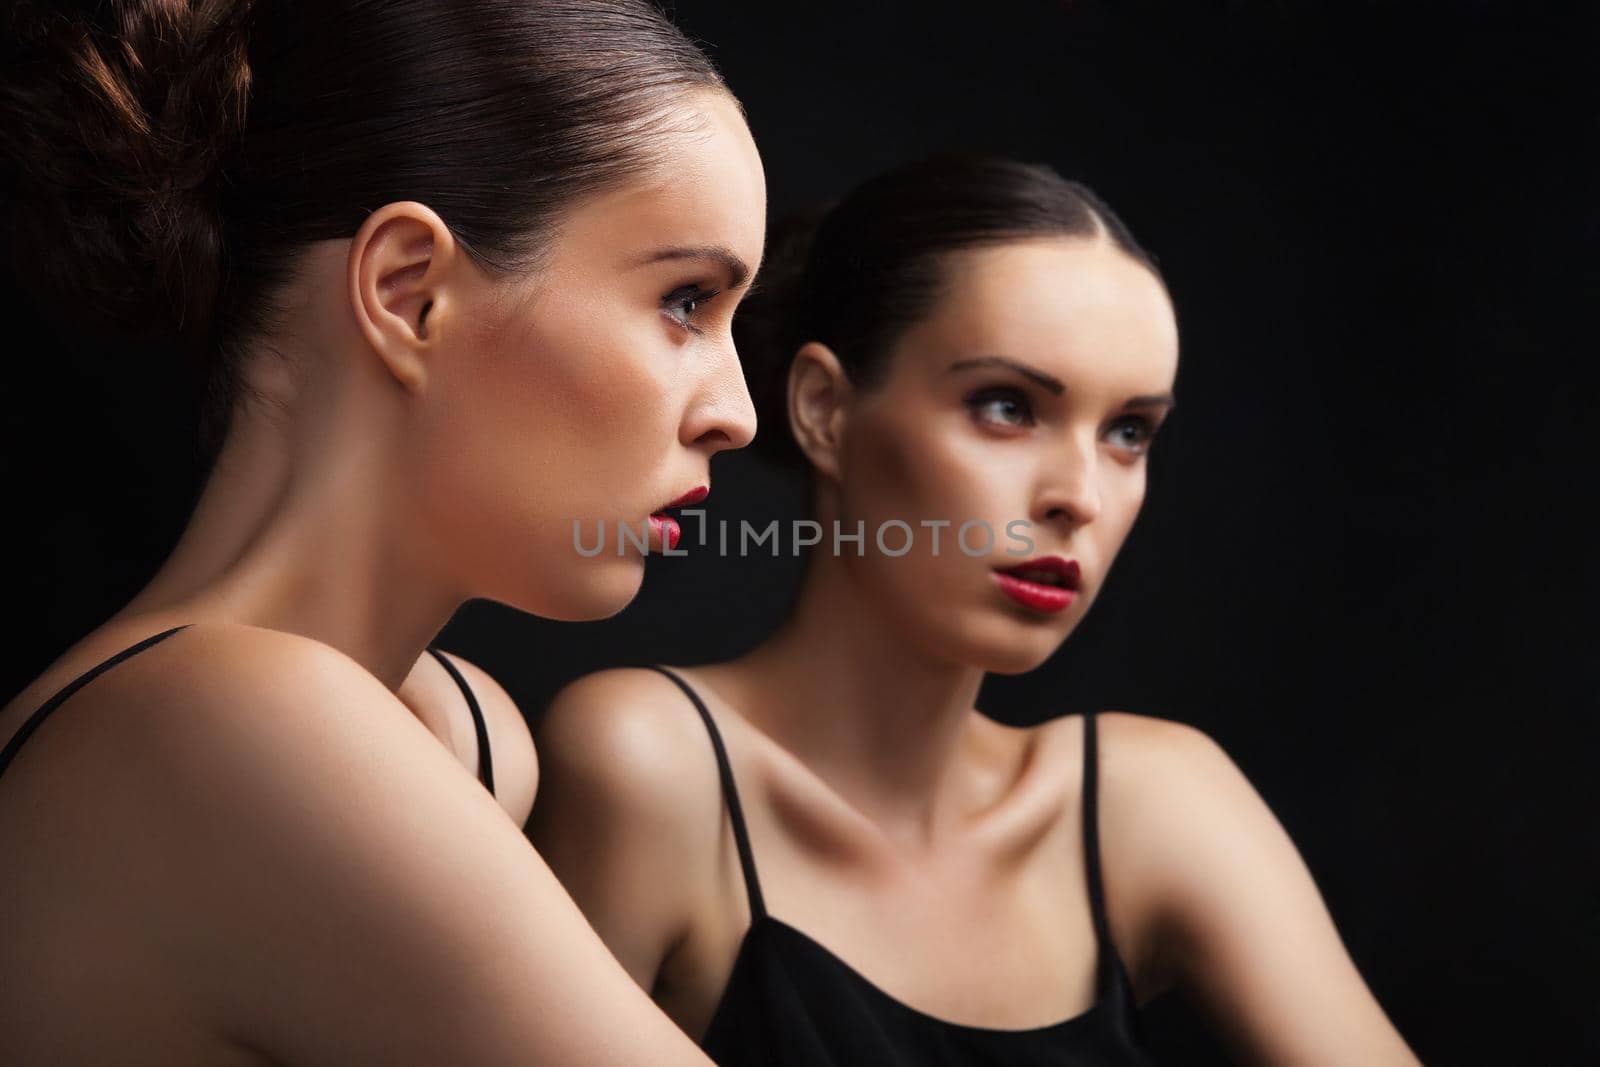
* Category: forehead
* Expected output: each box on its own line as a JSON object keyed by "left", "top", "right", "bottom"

{"left": 543, "top": 92, "right": 766, "bottom": 276}
{"left": 894, "top": 238, "right": 1178, "bottom": 393}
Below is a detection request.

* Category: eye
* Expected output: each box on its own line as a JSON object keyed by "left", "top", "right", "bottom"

{"left": 1107, "top": 414, "right": 1160, "bottom": 455}
{"left": 965, "top": 386, "right": 1034, "bottom": 429}
{"left": 662, "top": 283, "right": 721, "bottom": 334}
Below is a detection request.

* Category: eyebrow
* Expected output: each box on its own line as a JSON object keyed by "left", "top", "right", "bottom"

{"left": 947, "top": 355, "right": 1177, "bottom": 410}
{"left": 636, "top": 245, "right": 753, "bottom": 289}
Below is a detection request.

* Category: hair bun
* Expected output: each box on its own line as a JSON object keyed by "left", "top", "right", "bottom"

{"left": 1, "top": 0, "right": 258, "bottom": 356}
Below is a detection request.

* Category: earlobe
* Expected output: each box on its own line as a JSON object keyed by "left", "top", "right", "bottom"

{"left": 788, "top": 341, "right": 853, "bottom": 481}
{"left": 348, "top": 201, "right": 456, "bottom": 393}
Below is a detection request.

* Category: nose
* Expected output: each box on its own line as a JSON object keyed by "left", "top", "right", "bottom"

{"left": 684, "top": 339, "right": 758, "bottom": 453}
{"left": 1033, "top": 429, "right": 1103, "bottom": 531}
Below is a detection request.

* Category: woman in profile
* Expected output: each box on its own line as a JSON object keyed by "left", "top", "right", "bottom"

{"left": 0, "top": 1, "right": 765, "bottom": 1063}
{"left": 531, "top": 155, "right": 1422, "bottom": 1065}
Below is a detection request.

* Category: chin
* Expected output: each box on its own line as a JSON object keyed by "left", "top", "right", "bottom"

{"left": 521, "top": 557, "right": 646, "bottom": 621}
{"left": 904, "top": 610, "right": 1062, "bottom": 676}
{"left": 970, "top": 638, "right": 1059, "bottom": 676}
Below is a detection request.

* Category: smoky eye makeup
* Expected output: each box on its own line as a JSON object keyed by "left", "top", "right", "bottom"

{"left": 963, "top": 382, "right": 1170, "bottom": 456}
{"left": 950, "top": 357, "right": 1059, "bottom": 431}
{"left": 963, "top": 384, "right": 1037, "bottom": 429}
{"left": 952, "top": 353, "right": 1175, "bottom": 450}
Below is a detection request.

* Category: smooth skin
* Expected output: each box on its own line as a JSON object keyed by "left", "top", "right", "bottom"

{"left": 0, "top": 90, "right": 762, "bottom": 1065}
{"left": 531, "top": 238, "right": 1422, "bottom": 1065}
{"left": 397, "top": 648, "right": 538, "bottom": 826}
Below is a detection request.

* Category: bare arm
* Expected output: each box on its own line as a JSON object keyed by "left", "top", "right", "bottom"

{"left": 1099, "top": 713, "right": 1421, "bottom": 1066}
{"left": 527, "top": 668, "right": 725, "bottom": 994}
{"left": 396, "top": 649, "right": 538, "bottom": 827}
{"left": 121, "top": 627, "right": 712, "bottom": 1066}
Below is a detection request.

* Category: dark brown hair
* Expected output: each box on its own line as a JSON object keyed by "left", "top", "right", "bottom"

{"left": 0, "top": 0, "right": 731, "bottom": 451}
{"left": 735, "top": 153, "right": 1163, "bottom": 472}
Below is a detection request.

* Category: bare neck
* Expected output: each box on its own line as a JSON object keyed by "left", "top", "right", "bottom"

{"left": 728, "top": 545, "right": 994, "bottom": 848}
{"left": 116, "top": 388, "right": 461, "bottom": 692}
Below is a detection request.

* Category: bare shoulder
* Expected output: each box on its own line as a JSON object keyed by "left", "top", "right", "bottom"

{"left": 1031, "top": 707, "right": 1224, "bottom": 789}
{"left": 1097, "top": 709, "right": 1261, "bottom": 818}
{"left": 1028, "top": 711, "right": 1254, "bottom": 990}
{"left": 1078, "top": 710, "right": 1329, "bottom": 991}
{"left": 1093, "top": 709, "right": 1235, "bottom": 786}
{"left": 236, "top": 624, "right": 453, "bottom": 733}
{"left": 1080, "top": 711, "right": 1421, "bottom": 1063}
{"left": 443, "top": 652, "right": 538, "bottom": 822}
{"left": 400, "top": 649, "right": 538, "bottom": 826}
{"left": 1076, "top": 709, "right": 1259, "bottom": 876}
{"left": 17, "top": 621, "right": 396, "bottom": 753}
{"left": 528, "top": 666, "right": 733, "bottom": 986}
{"left": 79, "top": 625, "right": 594, "bottom": 1051}
{"left": 5, "top": 625, "right": 721, "bottom": 1063}
{"left": 533, "top": 665, "right": 725, "bottom": 833}
{"left": 19, "top": 622, "right": 522, "bottom": 864}
{"left": 85, "top": 622, "right": 476, "bottom": 808}
{"left": 2, "top": 619, "right": 371, "bottom": 734}
{"left": 1, "top": 620, "right": 403, "bottom": 832}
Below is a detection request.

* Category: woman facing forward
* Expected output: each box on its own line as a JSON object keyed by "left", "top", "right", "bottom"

{"left": 531, "top": 156, "right": 1421, "bottom": 1066}
{"left": 0, "top": 1, "right": 765, "bottom": 1063}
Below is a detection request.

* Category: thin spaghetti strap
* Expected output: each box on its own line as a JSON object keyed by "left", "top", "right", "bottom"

{"left": 644, "top": 665, "right": 767, "bottom": 922}
{"left": 426, "top": 647, "right": 495, "bottom": 798}
{"left": 1081, "top": 709, "right": 1112, "bottom": 957}
{"left": 1081, "top": 708, "right": 1137, "bottom": 1013}
{"left": 0, "top": 625, "right": 192, "bottom": 780}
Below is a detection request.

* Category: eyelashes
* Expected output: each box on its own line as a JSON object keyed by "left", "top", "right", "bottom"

{"left": 661, "top": 283, "right": 722, "bottom": 334}
{"left": 962, "top": 384, "right": 1163, "bottom": 454}
{"left": 965, "top": 385, "right": 1035, "bottom": 428}
{"left": 1107, "top": 414, "right": 1160, "bottom": 454}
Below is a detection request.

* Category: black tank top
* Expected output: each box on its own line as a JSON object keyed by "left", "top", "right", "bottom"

{"left": 0, "top": 626, "right": 495, "bottom": 794}
{"left": 646, "top": 665, "right": 1158, "bottom": 1067}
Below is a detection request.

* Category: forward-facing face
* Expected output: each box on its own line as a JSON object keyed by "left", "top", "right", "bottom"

{"left": 413, "top": 90, "right": 765, "bottom": 619}
{"left": 821, "top": 237, "right": 1178, "bottom": 673}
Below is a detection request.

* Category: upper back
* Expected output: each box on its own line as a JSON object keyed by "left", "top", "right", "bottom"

{"left": 0, "top": 623, "right": 715, "bottom": 1066}
{"left": 0, "top": 622, "right": 423, "bottom": 1059}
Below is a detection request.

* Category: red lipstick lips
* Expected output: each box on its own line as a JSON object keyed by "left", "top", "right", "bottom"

{"left": 993, "top": 556, "right": 1080, "bottom": 614}
{"left": 647, "top": 485, "right": 708, "bottom": 553}
{"left": 660, "top": 485, "right": 709, "bottom": 510}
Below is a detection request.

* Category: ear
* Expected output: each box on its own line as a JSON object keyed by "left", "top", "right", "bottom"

{"left": 787, "top": 341, "right": 854, "bottom": 481}
{"left": 348, "top": 201, "right": 460, "bottom": 393}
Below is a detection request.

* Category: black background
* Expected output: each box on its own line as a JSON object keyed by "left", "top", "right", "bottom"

{"left": 3, "top": 1, "right": 1594, "bottom": 1063}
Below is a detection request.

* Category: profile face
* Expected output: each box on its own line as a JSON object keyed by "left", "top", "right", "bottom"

{"left": 415, "top": 90, "right": 765, "bottom": 620}
{"left": 829, "top": 237, "right": 1179, "bottom": 673}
